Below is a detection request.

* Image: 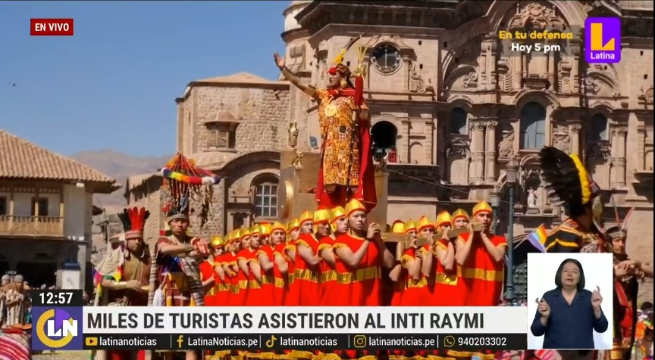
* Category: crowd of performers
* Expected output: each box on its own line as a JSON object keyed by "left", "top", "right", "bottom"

{"left": 91, "top": 146, "right": 655, "bottom": 360}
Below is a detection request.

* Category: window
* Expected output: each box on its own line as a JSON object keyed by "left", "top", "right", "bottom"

{"left": 255, "top": 182, "right": 278, "bottom": 218}
{"left": 520, "top": 102, "right": 546, "bottom": 149}
{"left": 31, "top": 197, "right": 49, "bottom": 216}
{"left": 588, "top": 113, "right": 608, "bottom": 142}
{"left": 371, "top": 44, "right": 401, "bottom": 74}
{"left": 0, "top": 197, "right": 6, "bottom": 215}
{"left": 233, "top": 213, "right": 247, "bottom": 230}
{"left": 450, "top": 108, "right": 468, "bottom": 135}
{"left": 206, "top": 123, "right": 234, "bottom": 149}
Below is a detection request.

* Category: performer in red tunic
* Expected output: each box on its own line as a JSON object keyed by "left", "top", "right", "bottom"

{"left": 333, "top": 199, "right": 396, "bottom": 306}
{"left": 244, "top": 226, "right": 266, "bottom": 306}
{"left": 274, "top": 38, "right": 376, "bottom": 211}
{"left": 252, "top": 224, "right": 275, "bottom": 306}
{"left": 320, "top": 206, "right": 347, "bottom": 306}
{"left": 429, "top": 211, "right": 463, "bottom": 306}
{"left": 221, "top": 232, "right": 240, "bottom": 306}
{"left": 284, "top": 219, "right": 300, "bottom": 306}
{"left": 234, "top": 229, "right": 251, "bottom": 306}
{"left": 199, "top": 244, "right": 216, "bottom": 306}
{"left": 294, "top": 210, "right": 325, "bottom": 306}
{"left": 452, "top": 209, "right": 470, "bottom": 229}
{"left": 398, "top": 220, "right": 424, "bottom": 307}
{"left": 210, "top": 236, "right": 229, "bottom": 307}
{"left": 456, "top": 201, "right": 507, "bottom": 306}
{"left": 267, "top": 222, "right": 289, "bottom": 306}
{"left": 413, "top": 216, "right": 434, "bottom": 306}
{"left": 389, "top": 220, "right": 408, "bottom": 306}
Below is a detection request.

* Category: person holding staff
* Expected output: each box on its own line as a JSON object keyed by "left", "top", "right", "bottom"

{"left": 531, "top": 258, "right": 609, "bottom": 350}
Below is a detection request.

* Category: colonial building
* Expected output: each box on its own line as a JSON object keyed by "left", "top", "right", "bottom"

{"left": 126, "top": 1, "right": 653, "bottom": 299}
{"left": 0, "top": 129, "right": 119, "bottom": 289}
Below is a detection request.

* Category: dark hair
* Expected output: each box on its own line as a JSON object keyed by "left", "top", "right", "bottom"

{"left": 554, "top": 258, "right": 585, "bottom": 290}
{"left": 642, "top": 302, "right": 653, "bottom": 311}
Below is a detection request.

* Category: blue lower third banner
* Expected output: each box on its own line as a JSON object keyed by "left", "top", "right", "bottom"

{"left": 32, "top": 306, "right": 84, "bottom": 351}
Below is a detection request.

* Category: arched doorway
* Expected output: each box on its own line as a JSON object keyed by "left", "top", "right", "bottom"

{"left": 371, "top": 121, "right": 398, "bottom": 162}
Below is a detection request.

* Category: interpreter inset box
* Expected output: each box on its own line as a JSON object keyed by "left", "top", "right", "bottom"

{"left": 527, "top": 253, "right": 613, "bottom": 350}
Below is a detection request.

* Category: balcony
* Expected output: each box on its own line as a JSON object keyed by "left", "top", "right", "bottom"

{"left": 0, "top": 216, "right": 64, "bottom": 238}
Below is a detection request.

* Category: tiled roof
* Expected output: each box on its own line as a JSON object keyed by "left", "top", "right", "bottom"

{"left": 0, "top": 129, "right": 118, "bottom": 186}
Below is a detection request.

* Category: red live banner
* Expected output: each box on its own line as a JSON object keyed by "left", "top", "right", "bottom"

{"left": 30, "top": 18, "right": 74, "bottom": 36}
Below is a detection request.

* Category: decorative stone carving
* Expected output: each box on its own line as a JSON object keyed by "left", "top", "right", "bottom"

{"left": 463, "top": 71, "right": 478, "bottom": 89}
{"left": 409, "top": 62, "right": 427, "bottom": 94}
{"left": 527, "top": 188, "right": 538, "bottom": 208}
{"left": 587, "top": 142, "right": 611, "bottom": 160}
{"left": 288, "top": 121, "right": 299, "bottom": 149}
{"left": 508, "top": 3, "right": 565, "bottom": 31}
{"left": 638, "top": 86, "right": 654, "bottom": 104}
{"left": 498, "top": 129, "right": 515, "bottom": 160}
{"left": 569, "top": 124, "right": 582, "bottom": 134}
{"left": 613, "top": 127, "right": 629, "bottom": 137}
{"left": 584, "top": 77, "right": 600, "bottom": 94}
{"left": 470, "top": 121, "right": 486, "bottom": 132}
{"left": 446, "top": 137, "right": 471, "bottom": 157}
{"left": 524, "top": 77, "right": 550, "bottom": 90}
{"left": 497, "top": 57, "right": 513, "bottom": 92}
{"left": 558, "top": 60, "right": 572, "bottom": 94}
{"left": 552, "top": 125, "right": 571, "bottom": 152}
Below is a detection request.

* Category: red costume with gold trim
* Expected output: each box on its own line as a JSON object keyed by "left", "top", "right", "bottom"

{"left": 244, "top": 226, "right": 266, "bottom": 306}
{"left": 398, "top": 220, "right": 423, "bottom": 307}
{"left": 333, "top": 199, "right": 383, "bottom": 306}
{"left": 269, "top": 222, "right": 288, "bottom": 306}
{"left": 431, "top": 211, "right": 465, "bottom": 306}
{"left": 389, "top": 220, "right": 407, "bottom": 306}
{"left": 319, "top": 207, "right": 344, "bottom": 306}
{"left": 255, "top": 224, "right": 276, "bottom": 307}
{"left": 311, "top": 45, "right": 376, "bottom": 211}
{"left": 212, "top": 235, "right": 230, "bottom": 307}
{"left": 283, "top": 219, "right": 300, "bottom": 306}
{"left": 459, "top": 201, "right": 506, "bottom": 306}
{"left": 294, "top": 211, "right": 322, "bottom": 306}
{"left": 199, "top": 259, "right": 216, "bottom": 306}
{"left": 232, "top": 229, "right": 251, "bottom": 306}
{"left": 412, "top": 216, "right": 433, "bottom": 306}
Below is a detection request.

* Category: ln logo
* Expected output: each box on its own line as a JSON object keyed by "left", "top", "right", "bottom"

{"left": 46, "top": 317, "right": 78, "bottom": 337}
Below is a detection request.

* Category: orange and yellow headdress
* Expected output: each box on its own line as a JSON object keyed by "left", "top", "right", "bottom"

{"left": 539, "top": 146, "right": 601, "bottom": 218}
{"left": 435, "top": 211, "right": 452, "bottom": 228}
{"left": 391, "top": 220, "right": 405, "bottom": 234}
{"left": 250, "top": 225, "right": 261, "bottom": 236}
{"left": 211, "top": 236, "right": 225, "bottom": 249}
{"left": 260, "top": 223, "right": 272, "bottom": 237}
{"left": 240, "top": 228, "right": 251, "bottom": 240}
{"left": 299, "top": 211, "right": 314, "bottom": 225}
{"left": 404, "top": 220, "right": 417, "bottom": 234}
{"left": 345, "top": 198, "right": 366, "bottom": 217}
{"left": 314, "top": 209, "right": 330, "bottom": 224}
{"left": 288, "top": 218, "right": 300, "bottom": 232}
{"left": 329, "top": 206, "right": 346, "bottom": 232}
{"left": 417, "top": 216, "right": 435, "bottom": 232}
{"left": 270, "top": 221, "right": 286, "bottom": 235}
{"left": 232, "top": 229, "right": 241, "bottom": 243}
{"left": 472, "top": 201, "right": 493, "bottom": 217}
{"left": 452, "top": 209, "right": 469, "bottom": 222}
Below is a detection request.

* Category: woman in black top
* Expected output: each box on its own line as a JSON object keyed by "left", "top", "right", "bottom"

{"left": 530, "top": 258, "right": 609, "bottom": 349}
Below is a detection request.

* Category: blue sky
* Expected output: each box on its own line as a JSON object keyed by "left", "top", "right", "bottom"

{"left": 0, "top": 1, "right": 288, "bottom": 157}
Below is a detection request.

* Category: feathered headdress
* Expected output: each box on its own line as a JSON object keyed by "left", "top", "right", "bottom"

{"left": 606, "top": 207, "right": 634, "bottom": 240}
{"left": 539, "top": 146, "right": 601, "bottom": 218}
{"left": 117, "top": 207, "right": 150, "bottom": 240}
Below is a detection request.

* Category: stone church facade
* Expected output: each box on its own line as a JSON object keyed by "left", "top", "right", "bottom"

{"left": 126, "top": 1, "right": 653, "bottom": 297}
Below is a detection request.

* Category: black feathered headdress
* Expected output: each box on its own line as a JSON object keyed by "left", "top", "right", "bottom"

{"left": 539, "top": 146, "right": 600, "bottom": 217}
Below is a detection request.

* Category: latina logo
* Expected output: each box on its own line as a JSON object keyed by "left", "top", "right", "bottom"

{"left": 34, "top": 308, "right": 80, "bottom": 349}
{"left": 585, "top": 17, "right": 621, "bottom": 64}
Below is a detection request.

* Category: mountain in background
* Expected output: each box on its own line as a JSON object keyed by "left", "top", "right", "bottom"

{"left": 71, "top": 150, "right": 172, "bottom": 208}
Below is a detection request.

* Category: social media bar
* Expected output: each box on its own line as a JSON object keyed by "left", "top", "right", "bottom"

{"left": 83, "top": 333, "right": 526, "bottom": 350}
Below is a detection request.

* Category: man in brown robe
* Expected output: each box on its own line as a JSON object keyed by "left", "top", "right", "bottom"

{"left": 93, "top": 207, "right": 151, "bottom": 360}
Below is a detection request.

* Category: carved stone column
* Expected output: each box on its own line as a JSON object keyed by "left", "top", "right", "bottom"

{"left": 485, "top": 121, "right": 498, "bottom": 183}
{"left": 470, "top": 121, "right": 486, "bottom": 184}
{"left": 547, "top": 48, "right": 555, "bottom": 91}
{"left": 569, "top": 123, "right": 582, "bottom": 154}
{"left": 611, "top": 127, "right": 628, "bottom": 188}
{"left": 569, "top": 39, "right": 581, "bottom": 94}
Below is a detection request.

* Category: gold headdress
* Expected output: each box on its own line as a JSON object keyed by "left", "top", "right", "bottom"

{"left": 452, "top": 209, "right": 469, "bottom": 222}
{"left": 435, "top": 211, "right": 453, "bottom": 228}
{"left": 391, "top": 220, "right": 405, "bottom": 234}
{"left": 404, "top": 220, "right": 417, "bottom": 234}
{"left": 472, "top": 201, "right": 492, "bottom": 217}
{"left": 417, "top": 216, "right": 434, "bottom": 231}
{"left": 345, "top": 198, "right": 366, "bottom": 217}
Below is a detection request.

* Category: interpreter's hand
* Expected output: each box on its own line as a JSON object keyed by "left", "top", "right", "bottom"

{"left": 126, "top": 280, "right": 142, "bottom": 291}
{"left": 592, "top": 286, "right": 603, "bottom": 310}
{"left": 536, "top": 298, "right": 550, "bottom": 318}
{"left": 273, "top": 53, "right": 285, "bottom": 69}
{"left": 367, "top": 223, "right": 381, "bottom": 240}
